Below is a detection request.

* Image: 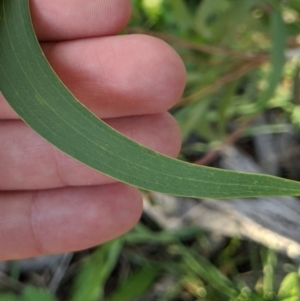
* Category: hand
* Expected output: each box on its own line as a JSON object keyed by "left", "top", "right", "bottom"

{"left": 0, "top": 0, "right": 185, "bottom": 260}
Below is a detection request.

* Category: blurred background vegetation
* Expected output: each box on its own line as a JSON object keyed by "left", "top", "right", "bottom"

{"left": 1, "top": 0, "right": 300, "bottom": 300}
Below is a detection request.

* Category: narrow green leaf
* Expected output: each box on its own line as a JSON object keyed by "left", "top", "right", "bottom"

{"left": 262, "top": 249, "right": 276, "bottom": 299}
{"left": 22, "top": 287, "right": 58, "bottom": 301}
{"left": 105, "top": 267, "right": 157, "bottom": 301}
{"left": 178, "top": 244, "right": 238, "bottom": 298}
{"left": 0, "top": 288, "right": 58, "bottom": 301}
{"left": 255, "top": 8, "right": 286, "bottom": 110}
{"left": 277, "top": 272, "right": 300, "bottom": 301}
{"left": 70, "top": 240, "right": 122, "bottom": 301}
{"left": 1, "top": 0, "right": 300, "bottom": 199}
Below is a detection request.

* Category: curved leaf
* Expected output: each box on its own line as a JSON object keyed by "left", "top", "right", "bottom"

{"left": 1, "top": 0, "right": 300, "bottom": 199}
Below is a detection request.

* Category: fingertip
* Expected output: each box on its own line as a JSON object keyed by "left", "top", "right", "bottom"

{"left": 159, "top": 113, "right": 182, "bottom": 158}
{"left": 33, "top": 184, "right": 143, "bottom": 255}
{"left": 137, "top": 35, "right": 186, "bottom": 111}
{"left": 113, "top": 34, "right": 186, "bottom": 113}
{"left": 0, "top": 184, "right": 143, "bottom": 260}
{"left": 30, "top": 0, "right": 132, "bottom": 41}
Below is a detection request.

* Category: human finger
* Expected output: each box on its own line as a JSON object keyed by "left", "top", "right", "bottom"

{"left": 0, "top": 35, "right": 186, "bottom": 120}
{"left": 30, "top": 0, "right": 131, "bottom": 41}
{"left": 0, "top": 113, "right": 181, "bottom": 190}
{"left": 0, "top": 183, "right": 142, "bottom": 260}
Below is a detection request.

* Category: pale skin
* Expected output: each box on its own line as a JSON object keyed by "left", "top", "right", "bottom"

{"left": 0, "top": 0, "right": 186, "bottom": 260}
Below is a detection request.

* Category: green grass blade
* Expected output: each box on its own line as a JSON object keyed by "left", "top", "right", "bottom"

{"left": 70, "top": 240, "right": 122, "bottom": 301}
{"left": 22, "top": 287, "right": 58, "bottom": 301}
{"left": 1, "top": 0, "right": 300, "bottom": 199}
{"left": 277, "top": 271, "right": 300, "bottom": 301}
{"left": 105, "top": 267, "right": 157, "bottom": 301}
{"left": 255, "top": 8, "right": 286, "bottom": 111}
{"left": 178, "top": 245, "right": 238, "bottom": 298}
{"left": 0, "top": 288, "right": 58, "bottom": 301}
